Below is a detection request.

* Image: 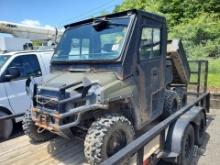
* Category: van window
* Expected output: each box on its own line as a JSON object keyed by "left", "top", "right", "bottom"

{"left": 0, "top": 55, "right": 11, "bottom": 69}
{"left": 7, "top": 54, "right": 41, "bottom": 79}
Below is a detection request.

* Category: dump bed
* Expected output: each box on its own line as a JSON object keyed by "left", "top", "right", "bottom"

{"left": 167, "top": 39, "right": 191, "bottom": 84}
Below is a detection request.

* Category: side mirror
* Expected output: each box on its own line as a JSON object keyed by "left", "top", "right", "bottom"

{"left": 4, "top": 67, "right": 21, "bottom": 81}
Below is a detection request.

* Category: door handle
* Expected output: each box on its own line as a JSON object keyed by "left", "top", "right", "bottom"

{"left": 151, "top": 69, "right": 158, "bottom": 77}
{"left": 152, "top": 72, "right": 158, "bottom": 76}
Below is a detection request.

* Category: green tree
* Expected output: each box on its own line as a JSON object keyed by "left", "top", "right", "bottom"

{"left": 114, "top": 0, "right": 220, "bottom": 57}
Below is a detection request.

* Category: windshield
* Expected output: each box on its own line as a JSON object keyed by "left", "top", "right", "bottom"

{"left": 0, "top": 55, "right": 11, "bottom": 69}
{"left": 52, "top": 16, "right": 131, "bottom": 62}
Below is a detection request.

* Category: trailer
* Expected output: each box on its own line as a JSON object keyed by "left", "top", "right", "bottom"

{"left": 0, "top": 92, "right": 210, "bottom": 165}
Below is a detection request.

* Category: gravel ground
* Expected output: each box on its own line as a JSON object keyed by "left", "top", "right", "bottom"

{"left": 159, "top": 109, "right": 220, "bottom": 165}
{"left": 196, "top": 109, "right": 220, "bottom": 165}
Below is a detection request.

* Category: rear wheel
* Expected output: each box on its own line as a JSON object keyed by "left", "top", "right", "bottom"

{"left": 22, "top": 109, "right": 56, "bottom": 142}
{"left": 0, "top": 110, "right": 13, "bottom": 139}
{"left": 84, "top": 114, "right": 135, "bottom": 165}
{"left": 178, "top": 124, "right": 195, "bottom": 165}
{"left": 161, "top": 90, "right": 181, "bottom": 119}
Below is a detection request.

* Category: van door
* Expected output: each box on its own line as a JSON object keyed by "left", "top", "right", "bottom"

{"left": 3, "top": 54, "right": 43, "bottom": 116}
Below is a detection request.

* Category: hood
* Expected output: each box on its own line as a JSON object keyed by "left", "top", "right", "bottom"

{"left": 40, "top": 71, "right": 134, "bottom": 103}
{"left": 42, "top": 71, "right": 118, "bottom": 88}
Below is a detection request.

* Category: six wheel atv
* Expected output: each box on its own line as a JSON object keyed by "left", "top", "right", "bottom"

{"left": 18, "top": 10, "right": 208, "bottom": 165}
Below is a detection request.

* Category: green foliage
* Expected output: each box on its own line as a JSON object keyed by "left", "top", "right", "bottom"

{"left": 115, "top": 0, "right": 220, "bottom": 87}
{"left": 32, "top": 40, "right": 43, "bottom": 47}
{"left": 208, "top": 58, "right": 220, "bottom": 88}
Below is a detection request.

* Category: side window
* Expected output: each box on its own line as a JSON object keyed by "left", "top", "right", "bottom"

{"left": 24, "top": 55, "right": 42, "bottom": 77}
{"left": 139, "top": 27, "right": 161, "bottom": 60}
{"left": 7, "top": 55, "right": 41, "bottom": 79}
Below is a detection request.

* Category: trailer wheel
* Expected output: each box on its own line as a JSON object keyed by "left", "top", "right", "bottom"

{"left": 161, "top": 90, "right": 181, "bottom": 119}
{"left": 0, "top": 111, "right": 13, "bottom": 139}
{"left": 84, "top": 114, "right": 135, "bottom": 165}
{"left": 195, "top": 113, "right": 206, "bottom": 146}
{"left": 22, "top": 109, "right": 55, "bottom": 142}
{"left": 178, "top": 124, "right": 195, "bottom": 165}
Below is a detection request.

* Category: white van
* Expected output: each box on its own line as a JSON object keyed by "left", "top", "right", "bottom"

{"left": 0, "top": 50, "right": 53, "bottom": 139}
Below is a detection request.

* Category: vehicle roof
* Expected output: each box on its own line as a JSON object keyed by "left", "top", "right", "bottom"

{"left": 1, "top": 49, "right": 54, "bottom": 56}
{"left": 65, "top": 9, "right": 166, "bottom": 28}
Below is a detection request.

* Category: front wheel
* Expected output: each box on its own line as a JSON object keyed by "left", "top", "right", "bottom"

{"left": 0, "top": 111, "right": 13, "bottom": 139}
{"left": 22, "top": 109, "right": 56, "bottom": 142}
{"left": 84, "top": 114, "right": 135, "bottom": 165}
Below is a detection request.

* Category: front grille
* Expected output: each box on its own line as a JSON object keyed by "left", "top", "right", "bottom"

{"left": 36, "top": 97, "right": 58, "bottom": 110}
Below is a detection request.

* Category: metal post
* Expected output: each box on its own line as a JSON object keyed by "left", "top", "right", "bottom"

{"left": 197, "top": 61, "right": 201, "bottom": 97}
{"left": 137, "top": 147, "right": 144, "bottom": 165}
{"left": 204, "top": 61, "right": 208, "bottom": 93}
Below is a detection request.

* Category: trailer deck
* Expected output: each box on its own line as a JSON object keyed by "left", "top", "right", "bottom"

{"left": 0, "top": 135, "right": 87, "bottom": 165}
{"left": 0, "top": 108, "right": 219, "bottom": 165}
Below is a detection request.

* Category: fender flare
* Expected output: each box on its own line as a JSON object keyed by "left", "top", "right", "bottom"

{"left": 0, "top": 106, "right": 13, "bottom": 115}
{"left": 164, "top": 106, "right": 206, "bottom": 161}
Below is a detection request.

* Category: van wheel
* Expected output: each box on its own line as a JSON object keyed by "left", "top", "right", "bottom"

{"left": 84, "top": 115, "right": 135, "bottom": 165}
{"left": 195, "top": 113, "right": 206, "bottom": 146}
{"left": 161, "top": 90, "right": 181, "bottom": 119}
{"left": 0, "top": 111, "right": 13, "bottom": 139}
{"left": 22, "top": 109, "right": 56, "bottom": 142}
{"left": 178, "top": 124, "right": 195, "bottom": 165}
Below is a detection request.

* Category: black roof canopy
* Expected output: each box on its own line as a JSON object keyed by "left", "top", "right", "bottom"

{"left": 64, "top": 9, "right": 166, "bottom": 29}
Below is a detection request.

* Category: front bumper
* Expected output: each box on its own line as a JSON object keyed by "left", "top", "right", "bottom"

{"left": 32, "top": 103, "right": 108, "bottom": 134}
{"left": 32, "top": 79, "right": 107, "bottom": 136}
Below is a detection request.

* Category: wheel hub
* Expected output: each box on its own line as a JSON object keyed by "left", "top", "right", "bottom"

{"left": 107, "top": 130, "right": 127, "bottom": 157}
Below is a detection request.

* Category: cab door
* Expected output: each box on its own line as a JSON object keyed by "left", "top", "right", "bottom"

{"left": 136, "top": 19, "right": 166, "bottom": 124}
{"left": 3, "top": 54, "right": 43, "bottom": 116}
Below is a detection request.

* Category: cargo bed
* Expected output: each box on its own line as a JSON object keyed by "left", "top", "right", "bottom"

{"left": 167, "top": 39, "right": 190, "bottom": 84}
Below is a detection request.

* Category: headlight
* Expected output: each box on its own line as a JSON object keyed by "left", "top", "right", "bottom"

{"left": 88, "top": 84, "right": 102, "bottom": 103}
{"left": 88, "top": 84, "right": 101, "bottom": 94}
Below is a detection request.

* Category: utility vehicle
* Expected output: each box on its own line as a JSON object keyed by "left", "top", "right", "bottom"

{"left": 22, "top": 10, "right": 208, "bottom": 165}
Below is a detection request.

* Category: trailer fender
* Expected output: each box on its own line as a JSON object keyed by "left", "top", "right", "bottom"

{"left": 164, "top": 106, "right": 206, "bottom": 160}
